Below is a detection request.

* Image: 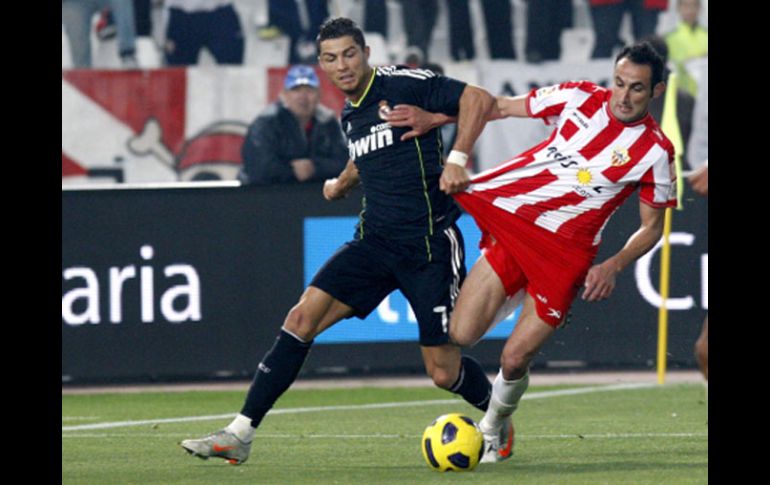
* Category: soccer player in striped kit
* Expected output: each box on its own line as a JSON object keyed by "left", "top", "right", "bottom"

{"left": 180, "top": 17, "right": 498, "bottom": 464}
{"left": 389, "top": 41, "right": 676, "bottom": 463}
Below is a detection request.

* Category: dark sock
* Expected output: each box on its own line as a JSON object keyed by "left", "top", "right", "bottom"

{"left": 241, "top": 329, "right": 313, "bottom": 428}
{"left": 449, "top": 355, "right": 492, "bottom": 411}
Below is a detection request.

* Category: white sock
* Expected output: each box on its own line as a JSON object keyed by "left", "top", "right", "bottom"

{"left": 479, "top": 369, "right": 529, "bottom": 433}
{"left": 225, "top": 413, "right": 256, "bottom": 443}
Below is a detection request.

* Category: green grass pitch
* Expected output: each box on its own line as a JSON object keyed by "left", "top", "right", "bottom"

{"left": 62, "top": 382, "right": 708, "bottom": 484}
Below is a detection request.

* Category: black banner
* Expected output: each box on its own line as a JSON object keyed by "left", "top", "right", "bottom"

{"left": 62, "top": 183, "right": 707, "bottom": 384}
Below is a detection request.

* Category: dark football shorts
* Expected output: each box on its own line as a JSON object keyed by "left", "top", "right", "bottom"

{"left": 310, "top": 224, "right": 466, "bottom": 346}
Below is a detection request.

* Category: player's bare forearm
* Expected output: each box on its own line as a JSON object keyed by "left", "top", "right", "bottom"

{"left": 582, "top": 203, "right": 665, "bottom": 301}
{"left": 387, "top": 92, "right": 527, "bottom": 142}
{"left": 323, "top": 159, "right": 359, "bottom": 201}
{"left": 608, "top": 203, "right": 665, "bottom": 272}
{"left": 493, "top": 94, "right": 530, "bottom": 120}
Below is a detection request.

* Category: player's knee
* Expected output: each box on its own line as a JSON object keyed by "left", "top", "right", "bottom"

{"left": 283, "top": 305, "right": 320, "bottom": 340}
{"left": 499, "top": 347, "right": 532, "bottom": 380}
{"left": 448, "top": 326, "right": 468, "bottom": 347}
{"left": 429, "top": 366, "right": 458, "bottom": 390}
{"left": 448, "top": 323, "right": 479, "bottom": 348}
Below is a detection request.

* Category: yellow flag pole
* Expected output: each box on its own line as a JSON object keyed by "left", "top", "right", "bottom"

{"left": 656, "top": 71, "right": 682, "bottom": 385}
{"left": 657, "top": 207, "right": 673, "bottom": 384}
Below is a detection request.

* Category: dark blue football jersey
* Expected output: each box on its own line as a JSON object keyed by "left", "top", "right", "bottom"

{"left": 341, "top": 66, "right": 467, "bottom": 242}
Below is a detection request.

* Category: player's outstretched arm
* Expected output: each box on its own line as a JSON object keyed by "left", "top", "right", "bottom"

{"left": 494, "top": 94, "right": 530, "bottom": 119}
{"left": 323, "top": 159, "right": 360, "bottom": 201}
{"left": 386, "top": 92, "right": 530, "bottom": 142}
{"left": 581, "top": 202, "right": 665, "bottom": 302}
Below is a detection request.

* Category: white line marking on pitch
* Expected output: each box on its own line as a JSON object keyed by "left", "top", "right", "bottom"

{"left": 62, "top": 431, "right": 707, "bottom": 440}
{"left": 62, "top": 382, "right": 656, "bottom": 432}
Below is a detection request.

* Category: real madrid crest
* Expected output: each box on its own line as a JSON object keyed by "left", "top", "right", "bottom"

{"left": 378, "top": 100, "right": 392, "bottom": 120}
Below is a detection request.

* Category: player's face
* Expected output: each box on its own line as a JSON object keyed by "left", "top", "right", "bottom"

{"left": 282, "top": 85, "right": 320, "bottom": 121}
{"left": 318, "top": 36, "right": 371, "bottom": 101}
{"left": 610, "top": 58, "right": 661, "bottom": 124}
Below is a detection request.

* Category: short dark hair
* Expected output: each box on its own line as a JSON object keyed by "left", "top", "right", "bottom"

{"left": 615, "top": 41, "right": 666, "bottom": 88}
{"left": 640, "top": 35, "right": 669, "bottom": 64}
{"left": 316, "top": 17, "right": 366, "bottom": 52}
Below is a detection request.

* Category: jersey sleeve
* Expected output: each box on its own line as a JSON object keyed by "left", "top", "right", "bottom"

{"left": 422, "top": 74, "right": 466, "bottom": 116}
{"left": 404, "top": 69, "right": 466, "bottom": 116}
{"left": 638, "top": 145, "right": 678, "bottom": 208}
{"left": 377, "top": 66, "right": 467, "bottom": 116}
{"left": 527, "top": 81, "right": 599, "bottom": 126}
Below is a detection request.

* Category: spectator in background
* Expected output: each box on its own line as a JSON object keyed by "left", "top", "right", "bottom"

{"left": 163, "top": 0, "right": 244, "bottom": 65}
{"left": 93, "top": 0, "right": 157, "bottom": 65}
{"left": 62, "top": 0, "right": 138, "bottom": 68}
{"left": 590, "top": 0, "right": 668, "bottom": 59}
{"left": 446, "top": 0, "right": 516, "bottom": 61}
{"left": 481, "top": 0, "right": 517, "bottom": 59}
{"left": 95, "top": 0, "right": 153, "bottom": 38}
{"left": 446, "top": 0, "right": 475, "bottom": 61}
{"left": 525, "top": 0, "right": 573, "bottom": 63}
{"left": 238, "top": 65, "right": 348, "bottom": 185}
{"left": 686, "top": 57, "right": 707, "bottom": 172}
{"left": 133, "top": 0, "right": 152, "bottom": 37}
{"left": 469, "top": 0, "right": 519, "bottom": 60}
{"left": 664, "top": 0, "right": 707, "bottom": 97}
{"left": 260, "top": 0, "right": 330, "bottom": 64}
{"left": 363, "top": 0, "right": 388, "bottom": 41}
{"left": 398, "top": 0, "right": 439, "bottom": 62}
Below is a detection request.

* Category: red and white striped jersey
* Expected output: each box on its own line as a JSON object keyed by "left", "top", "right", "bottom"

{"left": 467, "top": 81, "right": 677, "bottom": 248}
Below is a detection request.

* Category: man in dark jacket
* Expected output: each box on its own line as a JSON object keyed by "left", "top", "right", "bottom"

{"left": 239, "top": 65, "right": 348, "bottom": 185}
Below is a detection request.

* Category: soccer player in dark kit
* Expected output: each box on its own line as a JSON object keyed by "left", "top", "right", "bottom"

{"left": 180, "top": 17, "right": 497, "bottom": 464}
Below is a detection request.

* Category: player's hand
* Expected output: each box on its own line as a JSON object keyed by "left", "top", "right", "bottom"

{"left": 323, "top": 178, "right": 347, "bottom": 200}
{"left": 581, "top": 261, "right": 618, "bottom": 302}
{"left": 291, "top": 158, "right": 316, "bottom": 182}
{"left": 440, "top": 164, "right": 470, "bottom": 194}
{"left": 385, "top": 104, "right": 440, "bottom": 141}
{"left": 688, "top": 165, "right": 708, "bottom": 196}
{"left": 323, "top": 178, "right": 340, "bottom": 200}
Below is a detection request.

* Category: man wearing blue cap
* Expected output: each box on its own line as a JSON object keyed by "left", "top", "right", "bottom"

{"left": 239, "top": 65, "right": 349, "bottom": 185}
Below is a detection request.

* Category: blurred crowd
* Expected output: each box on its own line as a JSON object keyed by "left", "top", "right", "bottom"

{"left": 62, "top": 0, "right": 707, "bottom": 71}
{"left": 62, "top": 0, "right": 707, "bottom": 183}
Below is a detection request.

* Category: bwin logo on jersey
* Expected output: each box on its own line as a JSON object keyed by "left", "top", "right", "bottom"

{"left": 348, "top": 125, "right": 394, "bottom": 161}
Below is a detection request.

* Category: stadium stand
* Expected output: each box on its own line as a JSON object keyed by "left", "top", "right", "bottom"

{"left": 63, "top": 0, "right": 707, "bottom": 70}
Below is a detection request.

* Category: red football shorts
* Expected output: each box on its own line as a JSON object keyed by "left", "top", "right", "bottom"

{"left": 456, "top": 192, "right": 598, "bottom": 328}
